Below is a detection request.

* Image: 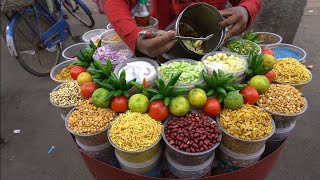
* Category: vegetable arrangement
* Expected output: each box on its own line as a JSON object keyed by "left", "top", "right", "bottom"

{"left": 94, "top": 69, "right": 135, "bottom": 99}
{"left": 245, "top": 53, "right": 273, "bottom": 78}
{"left": 49, "top": 28, "right": 313, "bottom": 177}
{"left": 195, "top": 70, "right": 247, "bottom": 102}
{"left": 132, "top": 72, "right": 189, "bottom": 106}
{"left": 74, "top": 40, "right": 102, "bottom": 68}
{"left": 87, "top": 60, "right": 113, "bottom": 82}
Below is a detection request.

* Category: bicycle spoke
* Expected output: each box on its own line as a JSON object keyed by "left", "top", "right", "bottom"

{"left": 12, "top": 11, "right": 61, "bottom": 76}
{"left": 19, "top": 50, "right": 36, "bottom": 55}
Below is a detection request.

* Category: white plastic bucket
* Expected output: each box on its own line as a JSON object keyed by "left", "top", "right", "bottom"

{"left": 165, "top": 149, "right": 215, "bottom": 179}
{"left": 115, "top": 149, "right": 161, "bottom": 175}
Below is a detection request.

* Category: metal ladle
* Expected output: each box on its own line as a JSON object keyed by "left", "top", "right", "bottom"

{"left": 174, "top": 34, "right": 214, "bottom": 41}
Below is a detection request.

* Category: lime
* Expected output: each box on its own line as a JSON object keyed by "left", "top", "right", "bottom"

{"left": 223, "top": 91, "right": 244, "bottom": 110}
{"left": 128, "top": 94, "right": 149, "bottom": 113}
{"left": 92, "top": 88, "right": 110, "bottom": 108}
{"left": 77, "top": 72, "right": 93, "bottom": 86}
{"left": 169, "top": 96, "right": 190, "bottom": 116}
{"left": 188, "top": 88, "right": 207, "bottom": 108}
{"left": 262, "top": 54, "right": 276, "bottom": 68}
{"left": 249, "top": 75, "right": 270, "bottom": 93}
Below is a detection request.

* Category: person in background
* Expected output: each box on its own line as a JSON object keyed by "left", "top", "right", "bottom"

{"left": 105, "top": 0, "right": 261, "bottom": 58}
{"left": 93, "top": 0, "right": 105, "bottom": 14}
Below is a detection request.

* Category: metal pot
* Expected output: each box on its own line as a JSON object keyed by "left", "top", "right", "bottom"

{"left": 165, "top": 3, "right": 226, "bottom": 60}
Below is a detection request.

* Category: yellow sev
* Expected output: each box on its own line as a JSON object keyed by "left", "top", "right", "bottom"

{"left": 273, "top": 58, "right": 311, "bottom": 83}
{"left": 109, "top": 111, "right": 162, "bottom": 151}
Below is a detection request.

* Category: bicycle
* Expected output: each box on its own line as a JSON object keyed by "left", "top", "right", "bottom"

{"left": 3, "top": 0, "right": 68, "bottom": 76}
{"left": 60, "top": 0, "right": 95, "bottom": 28}
{"left": 2, "top": 0, "right": 94, "bottom": 76}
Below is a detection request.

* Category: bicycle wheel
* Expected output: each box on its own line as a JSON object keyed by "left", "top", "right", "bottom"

{"left": 63, "top": 0, "right": 95, "bottom": 28}
{"left": 12, "top": 11, "right": 61, "bottom": 76}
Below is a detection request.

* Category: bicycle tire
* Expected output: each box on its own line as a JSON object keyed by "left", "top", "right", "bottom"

{"left": 63, "top": 0, "right": 95, "bottom": 28}
{"left": 12, "top": 11, "right": 61, "bottom": 77}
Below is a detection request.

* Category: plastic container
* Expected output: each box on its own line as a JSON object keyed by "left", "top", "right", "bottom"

{"left": 165, "top": 149, "right": 215, "bottom": 179}
{"left": 201, "top": 51, "right": 248, "bottom": 83}
{"left": 162, "top": 116, "right": 222, "bottom": 166}
{"left": 216, "top": 116, "right": 275, "bottom": 154}
{"left": 50, "top": 60, "right": 75, "bottom": 83}
{"left": 253, "top": 32, "right": 283, "bottom": 48}
{"left": 76, "top": 138, "right": 113, "bottom": 158}
{"left": 273, "top": 72, "right": 312, "bottom": 92}
{"left": 100, "top": 29, "right": 124, "bottom": 46}
{"left": 217, "top": 143, "right": 265, "bottom": 168}
{"left": 266, "top": 43, "right": 307, "bottom": 63}
{"left": 93, "top": 43, "right": 135, "bottom": 70}
{"left": 60, "top": 113, "right": 65, "bottom": 121}
{"left": 157, "top": 58, "right": 204, "bottom": 90}
{"left": 269, "top": 121, "right": 296, "bottom": 141}
{"left": 221, "top": 39, "right": 262, "bottom": 59}
{"left": 82, "top": 29, "right": 107, "bottom": 43}
{"left": 114, "top": 57, "right": 159, "bottom": 94}
{"left": 107, "top": 16, "right": 159, "bottom": 30}
{"left": 62, "top": 43, "right": 89, "bottom": 60}
{"left": 107, "top": 124, "right": 162, "bottom": 163}
{"left": 115, "top": 149, "right": 161, "bottom": 175}
{"left": 49, "top": 84, "right": 75, "bottom": 117}
{"left": 66, "top": 108, "right": 115, "bottom": 146}
{"left": 257, "top": 98, "right": 308, "bottom": 128}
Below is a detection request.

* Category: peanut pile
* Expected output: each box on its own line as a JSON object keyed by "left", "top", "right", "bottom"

{"left": 258, "top": 84, "right": 306, "bottom": 114}
{"left": 50, "top": 80, "right": 83, "bottom": 106}
{"left": 219, "top": 104, "right": 273, "bottom": 140}
{"left": 67, "top": 100, "right": 115, "bottom": 134}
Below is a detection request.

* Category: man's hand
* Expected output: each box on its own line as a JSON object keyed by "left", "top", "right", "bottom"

{"left": 219, "top": 6, "right": 249, "bottom": 40}
{"left": 136, "top": 31, "right": 177, "bottom": 58}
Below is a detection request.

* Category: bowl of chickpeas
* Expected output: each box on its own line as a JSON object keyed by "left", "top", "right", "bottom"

{"left": 257, "top": 84, "right": 308, "bottom": 128}
{"left": 216, "top": 104, "right": 275, "bottom": 154}
{"left": 65, "top": 100, "right": 116, "bottom": 146}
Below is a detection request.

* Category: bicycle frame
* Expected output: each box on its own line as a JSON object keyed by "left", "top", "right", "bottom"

{"left": 6, "top": 0, "right": 71, "bottom": 56}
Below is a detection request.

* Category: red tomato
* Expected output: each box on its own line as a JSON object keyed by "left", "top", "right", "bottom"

{"left": 70, "top": 66, "right": 86, "bottom": 80}
{"left": 264, "top": 70, "right": 275, "bottom": 83}
{"left": 240, "top": 86, "right": 260, "bottom": 105}
{"left": 148, "top": 100, "right": 169, "bottom": 121}
{"left": 111, "top": 95, "right": 128, "bottom": 112}
{"left": 262, "top": 48, "right": 275, "bottom": 56}
{"left": 81, "top": 82, "right": 99, "bottom": 99}
{"left": 203, "top": 98, "right": 221, "bottom": 117}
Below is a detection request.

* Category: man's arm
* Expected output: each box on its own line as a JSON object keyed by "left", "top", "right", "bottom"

{"left": 229, "top": 0, "right": 261, "bottom": 28}
{"left": 104, "top": 0, "right": 141, "bottom": 52}
{"left": 104, "top": 0, "right": 177, "bottom": 58}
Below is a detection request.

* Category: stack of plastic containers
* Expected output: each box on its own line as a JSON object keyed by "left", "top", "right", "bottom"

{"left": 162, "top": 117, "right": 221, "bottom": 178}
{"left": 108, "top": 129, "right": 162, "bottom": 177}
{"left": 216, "top": 117, "right": 275, "bottom": 173}
{"left": 216, "top": 144, "right": 266, "bottom": 173}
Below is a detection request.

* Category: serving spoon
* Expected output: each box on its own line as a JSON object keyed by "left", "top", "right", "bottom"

{"left": 138, "top": 30, "right": 214, "bottom": 42}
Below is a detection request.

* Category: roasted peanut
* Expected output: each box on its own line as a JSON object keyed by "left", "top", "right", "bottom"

{"left": 259, "top": 84, "right": 306, "bottom": 114}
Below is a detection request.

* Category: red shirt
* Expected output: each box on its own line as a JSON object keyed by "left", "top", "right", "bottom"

{"left": 104, "top": 0, "right": 261, "bottom": 52}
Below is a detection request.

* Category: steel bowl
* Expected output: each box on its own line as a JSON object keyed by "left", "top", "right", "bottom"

{"left": 165, "top": 3, "right": 226, "bottom": 60}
